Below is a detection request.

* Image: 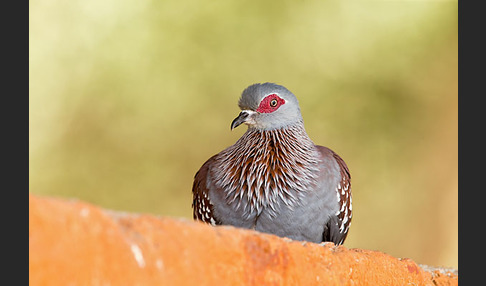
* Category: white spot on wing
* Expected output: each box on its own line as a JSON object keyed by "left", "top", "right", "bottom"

{"left": 342, "top": 214, "right": 348, "bottom": 225}
{"left": 340, "top": 200, "right": 347, "bottom": 212}
{"left": 340, "top": 222, "right": 345, "bottom": 233}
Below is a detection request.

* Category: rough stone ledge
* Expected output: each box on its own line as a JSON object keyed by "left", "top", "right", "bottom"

{"left": 29, "top": 194, "right": 458, "bottom": 286}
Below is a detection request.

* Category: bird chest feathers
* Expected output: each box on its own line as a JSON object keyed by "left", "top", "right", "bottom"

{"left": 210, "top": 124, "right": 321, "bottom": 218}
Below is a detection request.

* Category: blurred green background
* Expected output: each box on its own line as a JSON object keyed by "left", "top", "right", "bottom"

{"left": 29, "top": 0, "right": 457, "bottom": 268}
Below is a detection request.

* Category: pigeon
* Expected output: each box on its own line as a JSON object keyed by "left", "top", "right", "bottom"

{"left": 192, "top": 82, "right": 352, "bottom": 245}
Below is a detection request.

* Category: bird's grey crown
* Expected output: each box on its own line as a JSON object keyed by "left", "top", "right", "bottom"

{"left": 238, "top": 82, "right": 296, "bottom": 110}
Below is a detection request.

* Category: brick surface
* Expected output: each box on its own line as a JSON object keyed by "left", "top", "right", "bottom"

{"left": 29, "top": 194, "right": 457, "bottom": 285}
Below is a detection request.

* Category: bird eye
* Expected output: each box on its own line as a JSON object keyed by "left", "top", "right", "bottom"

{"left": 256, "top": 94, "right": 285, "bottom": 113}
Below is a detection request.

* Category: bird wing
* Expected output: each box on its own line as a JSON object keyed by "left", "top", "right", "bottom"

{"left": 316, "top": 145, "right": 352, "bottom": 245}
{"left": 192, "top": 155, "right": 220, "bottom": 225}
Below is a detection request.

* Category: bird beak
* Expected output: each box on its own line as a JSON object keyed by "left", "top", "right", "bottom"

{"left": 231, "top": 110, "right": 254, "bottom": 130}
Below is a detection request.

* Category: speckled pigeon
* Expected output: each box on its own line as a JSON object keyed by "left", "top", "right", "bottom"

{"left": 192, "top": 82, "right": 352, "bottom": 245}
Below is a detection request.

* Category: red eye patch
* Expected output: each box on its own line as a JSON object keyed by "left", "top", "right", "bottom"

{"left": 256, "top": 94, "right": 285, "bottom": 113}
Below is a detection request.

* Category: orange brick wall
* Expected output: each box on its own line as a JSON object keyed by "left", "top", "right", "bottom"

{"left": 29, "top": 194, "right": 457, "bottom": 285}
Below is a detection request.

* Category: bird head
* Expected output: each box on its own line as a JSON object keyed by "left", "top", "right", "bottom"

{"left": 231, "top": 83, "right": 303, "bottom": 131}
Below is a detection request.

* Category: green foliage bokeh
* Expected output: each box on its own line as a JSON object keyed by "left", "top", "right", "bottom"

{"left": 30, "top": 0, "right": 457, "bottom": 268}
